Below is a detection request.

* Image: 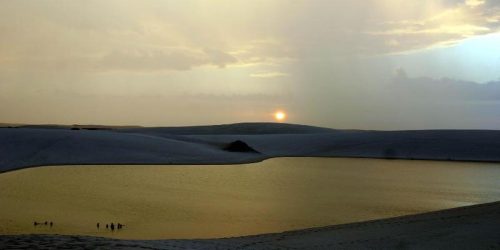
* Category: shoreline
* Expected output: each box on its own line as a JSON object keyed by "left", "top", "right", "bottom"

{"left": 3, "top": 154, "right": 500, "bottom": 175}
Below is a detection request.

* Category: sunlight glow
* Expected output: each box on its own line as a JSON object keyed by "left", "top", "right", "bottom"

{"left": 274, "top": 111, "right": 286, "bottom": 122}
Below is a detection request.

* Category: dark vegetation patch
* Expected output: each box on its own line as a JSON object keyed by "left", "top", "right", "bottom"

{"left": 223, "top": 140, "right": 259, "bottom": 153}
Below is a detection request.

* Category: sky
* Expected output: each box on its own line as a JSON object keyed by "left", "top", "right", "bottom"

{"left": 1, "top": 0, "right": 499, "bottom": 129}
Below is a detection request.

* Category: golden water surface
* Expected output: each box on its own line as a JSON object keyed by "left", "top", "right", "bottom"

{"left": 0, "top": 158, "right": 499, "bottom": 239}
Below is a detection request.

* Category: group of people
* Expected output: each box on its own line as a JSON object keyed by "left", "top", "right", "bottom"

{"left": 32, "top": 221, "right": 127, "bottom": 232}
{"left": 33, "top": 221, "right": 53, "bottom": 227}
{"left": 97, "top": 222, "right": 125, "bottom": 231}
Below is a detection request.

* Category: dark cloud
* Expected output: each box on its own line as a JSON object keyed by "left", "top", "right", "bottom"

{"left": 203, "top": 49, "right": 238, "bottom": 68}
{"left": 391, "top": 70, "right": 500, "bottom": 100}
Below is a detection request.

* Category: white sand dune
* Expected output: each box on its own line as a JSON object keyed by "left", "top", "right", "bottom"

{"left": 2, "top": 123, "right": 500, "bottom": 172}
{"left": 0, "top": 127, "right": 265, "bottom": 172}
{"left": 1, "top": 201, "right": 499, "bottom": 249}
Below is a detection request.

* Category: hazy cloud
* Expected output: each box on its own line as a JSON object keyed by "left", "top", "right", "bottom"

{"left": 0, "top": 48, "right": 237, "bottom": 72}
{"left": 1, "top": 0, "right": 498, "bottom": 71}
{"left": 465, "top": 0, "right": 486, "bottom": 7}
{"left": 1, "top": 0, "right": 500, "bottom": 129}
{"left": 367, "top": 0, "right": 500, "bottom": 53}
{"left": 99, "top": 49, "right": 237, "bottom": 72}
{"left": 249, "top": 72, "right": 288, "bottom": 78}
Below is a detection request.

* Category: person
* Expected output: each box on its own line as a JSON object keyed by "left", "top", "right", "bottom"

{"left": 44, "top": 221, "right": 48, "bottom": 225}
{"left": 106, "top": 224, "right": 108, "bottom": 229}
{"left": 97, "top": 222, "right": 100, "bottom": 229}
{"left": 33, "top": 221, "right": 38, "bottom": 227}
{"left": 49, "top": 222, "right": 53, "bottom": 227}
{"left": 110, "top": 223, "right": 115, "bottom": 231}
{"left": 117, "top": 223, "right": 122, "bottom": 229}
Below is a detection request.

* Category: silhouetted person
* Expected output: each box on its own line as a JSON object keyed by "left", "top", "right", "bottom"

{"left": 117, "top": 223, "right": 122, "bottom": 229}
{"left": 44, "top": 221, "right": 48, "bottom": 226}
{"left": 106, "top": 224, "right": 108, "bottom": 229}
{"left": 50, "top": 222, "right": 53, "bottom": 227}
{"left": 110, "top": 223, "right": 115, "bottom": 231}
{"left": 33, "top": 221, "right": 38, "bottom": 227}
{"left": 97, "top": 223, "right": 100, "bottom": 229}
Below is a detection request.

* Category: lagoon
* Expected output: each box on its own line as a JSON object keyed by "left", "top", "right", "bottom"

{"left": 0, "top": 158, "right": 499, "bottom": 239}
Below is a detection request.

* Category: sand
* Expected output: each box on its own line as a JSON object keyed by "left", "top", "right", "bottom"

{"left": 1, "top": 158, "right": 499, "bottom": 240}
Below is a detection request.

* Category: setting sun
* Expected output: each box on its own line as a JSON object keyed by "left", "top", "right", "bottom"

{"left": 274, "top": 111, "right": 287, "bottom": 122}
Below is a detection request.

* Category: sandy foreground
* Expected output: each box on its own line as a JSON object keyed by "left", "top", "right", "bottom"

{"left": 1, "top": 158, "right": 499, "bottom": 241}
{"left": 1, "top": 201, "right": 499, "bottom": 249}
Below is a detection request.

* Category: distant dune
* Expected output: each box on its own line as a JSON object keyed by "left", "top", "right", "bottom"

{"left": 2, "top": 123, "right": 500, "bottom": 172}
{"left": 120, "top": 122, "right": 336, "bottom": 135}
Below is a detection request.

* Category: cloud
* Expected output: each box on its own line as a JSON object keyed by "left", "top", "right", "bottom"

{"left": 99, "top": 49, "right": 237, "bottom": 72}
{"left": 229, "top": 40, "right": 295, "bottom": 67}
{"left": 0, "top": 1, "right": 284, "bottom": 73}
{"left": 1, "top": 1, "right": 500, "bottom": 129}
{"left": 311, "top": 72, "right": 500, "bottom": 130}
{"left": 249, "top": 72, "right": 288, "bottom": 78}
{"left": 2, "top": 0, "right": 498, "bottom": 72}
{"left": 390, "top": 70, "right": 500, "bottom": 101}
{"left": 203, "top": 49, "right": 238, "bottom": 68}
{"left": 367, "top": 0, "right": 500, "bottom": 53}
{"left": 0, "top": 48, "right": 238, "bottom": 73}
{"left": 465, "top": 0, "right": 486, "bottom": 7}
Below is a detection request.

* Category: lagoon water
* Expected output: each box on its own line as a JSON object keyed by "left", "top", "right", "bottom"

{"left": 0, "top": 158, "right": 499, "bottom": 239}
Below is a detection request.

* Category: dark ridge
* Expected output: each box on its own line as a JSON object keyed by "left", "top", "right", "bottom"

{"left": 1, "top": 122, "right": 335, "bottom": 134}
{"left": 120, "top": 122, "right": 335, "bottom": 135}
{"left": 7, "top": 124, "right": 142, "bottom": 130}
{"left": 223, "top": 140, "right": 260, "bottom": 153}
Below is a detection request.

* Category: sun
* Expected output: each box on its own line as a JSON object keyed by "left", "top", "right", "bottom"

{"left": 274, "top": 111, "right": 287, "bottom": 122}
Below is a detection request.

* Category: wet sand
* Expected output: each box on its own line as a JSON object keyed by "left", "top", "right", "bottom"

{"left": 0, "top": 158, "right": 499, "bottom": 239}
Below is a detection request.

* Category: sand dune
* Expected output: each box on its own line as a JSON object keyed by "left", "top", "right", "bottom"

{"left": 2, "top": 123, "right": 500, "bottom": 172}
{"left": 0, "top": 127, "right": 265, "bottom": 173}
